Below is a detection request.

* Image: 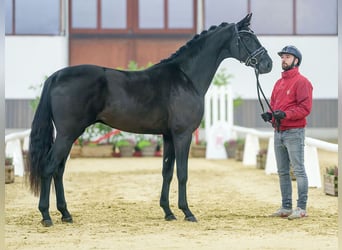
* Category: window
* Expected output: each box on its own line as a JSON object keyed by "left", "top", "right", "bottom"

{"left": 70, "top": 0, "right": 196, "bottom": 34}
{"left": 138, "top": 0, "right": 164, "bottom": 29}
{"left": 5, "top": 0, "right": 13, "bottom": 34}
{"left": 72, "top": 0, "right": 97, "bottom": 29}
{"left": 168, "top": 0, "right": 193, "bottom": 28}
{"left": 250, "top": 0, "right": 293, "bottom": 35}
{"left": 6, "top": 0, "right": 61, "bottom": 35}
{"left": 296, "top": 0, "right": 337, "bottom": 35}
{"left": 204, "top": 0, "right": 247, "bottom": 29}
{"left": 102, "top": 0, "right": 127, "bottom": 29}
{"left": 204, "top": 0, "right": 337, "bottom": 35}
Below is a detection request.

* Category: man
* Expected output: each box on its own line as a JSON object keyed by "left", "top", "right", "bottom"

{"left": 261, "top": 45, "right": 313, "bottom": 220}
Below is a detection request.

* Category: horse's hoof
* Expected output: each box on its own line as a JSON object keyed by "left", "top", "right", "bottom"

{"left": 41, "top": 219, "right": 53, "bottom": 227}
{"left": 184, "top": 216, "right": 197, "bottom": 222}
{"left": 165, "top": 214, "right": 177, "bottom": 221}
{"left": 61, "top": 216, "right": 73, "bottom": 223}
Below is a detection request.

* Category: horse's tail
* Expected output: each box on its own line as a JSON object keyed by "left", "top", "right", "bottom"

{"left": 26, "top": 75, "right": 55, "bottom": 196}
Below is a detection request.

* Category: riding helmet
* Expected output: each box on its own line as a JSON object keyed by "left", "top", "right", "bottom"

{"left": 278, "top": 45, "right": 302, "bottom": 66}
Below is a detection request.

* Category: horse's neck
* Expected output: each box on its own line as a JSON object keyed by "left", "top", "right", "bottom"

{"left": 178, "top": 27, "right": 235, "bottom": 96}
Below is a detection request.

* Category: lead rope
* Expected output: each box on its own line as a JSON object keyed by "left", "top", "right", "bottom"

{"left": 255, "top": 68, "right": 281, "bottom": 131}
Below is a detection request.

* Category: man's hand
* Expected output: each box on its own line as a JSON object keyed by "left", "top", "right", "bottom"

{"left": 261, "top": 112, "right": 272, "bottom": 122}
{"left": 273, "top": 110, "right": 286, "bottom": 120}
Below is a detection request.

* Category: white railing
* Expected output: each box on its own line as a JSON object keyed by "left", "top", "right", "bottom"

{"left": 5, "top": 129, "right": 31, "bottom": 176}
{"left": 231, "top": 125, "right": 338, "bottom": 188}
{"left": 5, "top": 126, "right": 338, "bottom": 188}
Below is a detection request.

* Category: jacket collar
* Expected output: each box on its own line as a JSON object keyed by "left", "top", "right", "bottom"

{"left": 282, "top": 67, "right": 299, "bottom": 79}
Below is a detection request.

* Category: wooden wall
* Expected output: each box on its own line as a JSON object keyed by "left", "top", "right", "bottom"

{"left": 69, "top": 37, "right": 189, "bottom": 68}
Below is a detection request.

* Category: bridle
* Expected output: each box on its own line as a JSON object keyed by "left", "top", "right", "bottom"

{"left": 235, "top": 25, "right": 279, "bottom": 130}
{"left": 234, "top": 25, "right": 267, "bottom": 68}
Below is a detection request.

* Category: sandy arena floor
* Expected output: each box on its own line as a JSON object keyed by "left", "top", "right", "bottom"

{"left": 5, "top": 150, "right": 338, "bottom": 250}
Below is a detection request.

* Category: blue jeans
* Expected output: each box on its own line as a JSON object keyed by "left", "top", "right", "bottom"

{"left": 274, "top": 128, "right": 308, "bottom": 210}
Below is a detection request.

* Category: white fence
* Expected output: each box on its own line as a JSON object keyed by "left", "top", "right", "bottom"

{"left": 232, "top": 125, "right": 338, "bottom": 188}
{"left": 5, "top": 129, "right": 31, "bottom": 177}
{"left": 205, "top": 84, "right": 234, "bottom": 159}
{"left": 4, "top": 126, "right": 338, "bottom": 188}
{"left": 203, "top": 85, "right": 338, "bottom": 188}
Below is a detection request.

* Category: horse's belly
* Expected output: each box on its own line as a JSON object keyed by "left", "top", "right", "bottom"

{"left": 99, "top": 110, "right": 168, "bottom": 134}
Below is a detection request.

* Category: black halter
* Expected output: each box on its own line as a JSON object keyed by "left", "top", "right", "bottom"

{"left": 234, "top": 25, "right": 267, "bottom": 68}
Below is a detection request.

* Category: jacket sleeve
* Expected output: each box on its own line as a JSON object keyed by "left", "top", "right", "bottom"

{"left": 285, "top": 79, "right": 313, "bottom": 120}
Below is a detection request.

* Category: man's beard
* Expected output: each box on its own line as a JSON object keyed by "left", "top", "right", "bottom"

{"left": 282, "top": 63, "right": 292, "bottom": 71}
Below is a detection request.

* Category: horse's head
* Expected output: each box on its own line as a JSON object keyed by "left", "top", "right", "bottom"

{"left": 232, "top": 13, "right": 272, "bottom": 74}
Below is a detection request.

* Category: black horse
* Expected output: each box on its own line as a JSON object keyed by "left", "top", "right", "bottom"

{"left": 26, "top": 13, "right": 272, "bottom": 226}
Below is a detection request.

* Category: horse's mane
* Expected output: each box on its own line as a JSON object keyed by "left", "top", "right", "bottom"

{"left": 158, "top": 22, "right": 232, "bottom": 64}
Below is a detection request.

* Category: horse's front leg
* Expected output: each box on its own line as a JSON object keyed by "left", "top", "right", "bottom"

{"left": 160, "top": 135, "right": 176, "bottom": 221}
{"left": 174, "top": 134, "right": 197, "bottom": 222}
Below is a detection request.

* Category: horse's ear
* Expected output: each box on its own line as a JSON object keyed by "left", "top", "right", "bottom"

{"left": 237, "top": 13, "right": 252, "bottom": 30}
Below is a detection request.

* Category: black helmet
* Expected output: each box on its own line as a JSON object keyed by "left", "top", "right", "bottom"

{"left": 278, "top": 45, "right": 302, "bottom": 66}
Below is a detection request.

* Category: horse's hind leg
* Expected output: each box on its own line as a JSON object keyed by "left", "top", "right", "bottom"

{"left": 39, "top": 175, "right": 53, "bottom": 226}
{"left": 160, "top": 135, "right": 176, "bottom": 220}
{"left": 39, "top": 135, "right": 74, "bottom": 226}
{"left": 53, "top": 149, "right": 73, "bottom": 223}
{"left": 53, "top": 136, "right": 75, "bottom": 223}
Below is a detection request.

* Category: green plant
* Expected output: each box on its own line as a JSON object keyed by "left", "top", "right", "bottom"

{"left": 117, "top": 60, "right": 153, "bottom": 71}
{"left": 28, "top": 77, "right": 47, "bottom": 112}
{"left": 212, "top": 68, "right": 233, "bottom": 87}
{"left": 135, "top": 135, "right": 158, "bottom": 150}
{"left": 224, "top": 138, "right": 244, "bottom": 148}
{"left": 81, "top": 123, "right": 113, "bottom": 145}
{"left": 5, "top": 156, "right": 13, "bottom": 165}
{"left": 326, "top": 166, "right": 338, "bottom": 176}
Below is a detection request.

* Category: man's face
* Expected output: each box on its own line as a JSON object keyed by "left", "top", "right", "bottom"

{"left": 280, "top": 53, "right": 298, "bottom": 70}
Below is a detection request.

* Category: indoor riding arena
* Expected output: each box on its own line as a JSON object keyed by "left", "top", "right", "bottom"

{"left": 5, "top": 151, "right": 337, "bottom": 249}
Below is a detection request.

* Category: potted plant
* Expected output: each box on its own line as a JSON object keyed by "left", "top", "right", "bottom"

{"left": 191, "top": 140, "right": 206, "bottom": 158}
{"left": 5, "top": 156, "right": 14, "bottom": 184}
{"left": 135, "top": 135, "right": 158, "bottom": 157}
{"left": 256, "top": 148, "right": 267, "bottom": 169}
{"left": 114, "top": 134, "right": 136, "bottom": 157}
{"left": 235, "top": 138, "right": 245, "bottom": 161}
{"left": 80, "top": 123, "right": 115, "bottom": 157}
{"left": 224, "top": 139, "right": 238, "bottom": 158}
{"left": 324, "top": 165, "right": 338, "bottom": 196}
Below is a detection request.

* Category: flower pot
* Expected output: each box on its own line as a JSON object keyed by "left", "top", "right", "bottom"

{"left": 70, "top": 145, "right": 82, "bottom": 158}
{"left": 5, "top": 164, "right": 15, "bottom": 184}
{"left": 324, "top": 174, "right": 338, "bottom": 196}
{"left": 81, "top": 144, "right": 113, "bottom": 157}
{"left": 119, "top": 145, "right": 134, "bottom": 157}
{"left": 141, "top": 145, "right": 156, "bottom": 157}
{"left": 224, "top": 144, "right": 237, "bottom": 158}
{"left": 191, "top": 145, "right": 206, "bottom": 158}
{"left": 256, "top": 154, "right": 266, "bottom": 169}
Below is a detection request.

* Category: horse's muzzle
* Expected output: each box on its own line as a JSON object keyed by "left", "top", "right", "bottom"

{"left": 257, "top": 54, "right": 273, "bottom": 74}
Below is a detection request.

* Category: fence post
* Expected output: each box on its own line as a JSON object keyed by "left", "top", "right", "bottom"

{"left": 265, "top": 136, "right": 277, "bottom": 174}
{"left": 304, "top": 144, "right": 322, "bottom": 188}
{"left": 243, "top": 133, "right": 260, "bottom": 166}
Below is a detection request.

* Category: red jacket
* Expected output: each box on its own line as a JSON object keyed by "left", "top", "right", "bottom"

{"left": 270, "top": 67, "right": 313, "bottom": 131}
